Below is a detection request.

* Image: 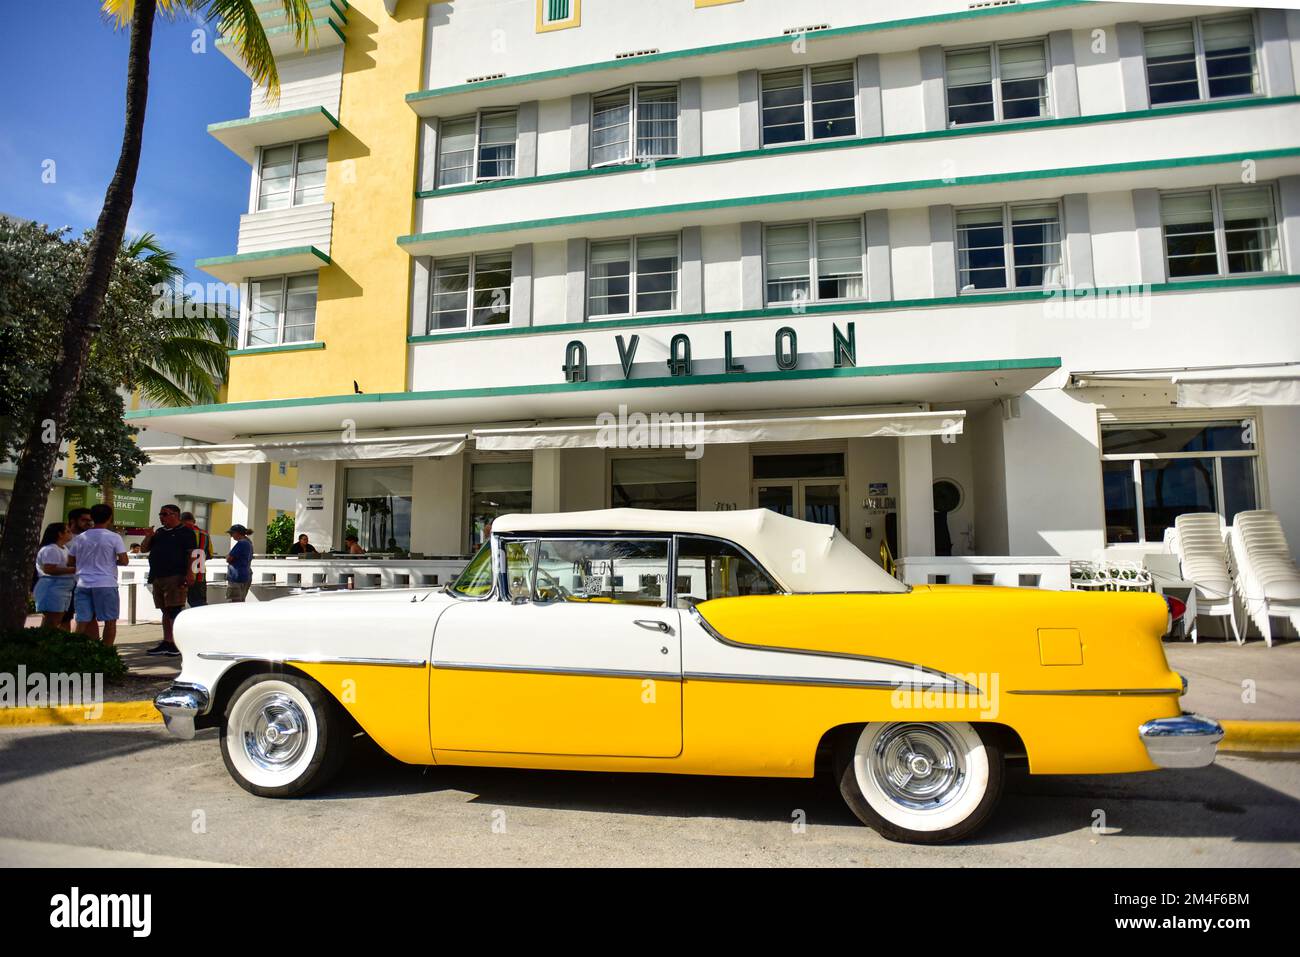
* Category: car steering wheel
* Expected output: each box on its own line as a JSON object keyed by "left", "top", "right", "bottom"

{"left": 533, "top": 566, "right": 571, "bottom": 602}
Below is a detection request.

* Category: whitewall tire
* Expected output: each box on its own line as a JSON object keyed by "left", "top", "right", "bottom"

{"left": 220, "top": 674, "right": 350, "bottom": 798}
{"left": 836, "top": 722, "right": 1003, "bottom": 844}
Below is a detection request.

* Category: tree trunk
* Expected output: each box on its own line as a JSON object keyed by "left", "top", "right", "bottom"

{"left": 0, "top": 0, "right": 156, "bottom": 630}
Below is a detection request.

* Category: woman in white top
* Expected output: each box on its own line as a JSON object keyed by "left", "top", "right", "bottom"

{"left": 34, "top": 522, "right": 76, "bottom": 630}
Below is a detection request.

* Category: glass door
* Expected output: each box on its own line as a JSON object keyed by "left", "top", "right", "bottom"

{"left": 752, "top": 480, "right": 844, "bottom": 530}
{"left": 754, "top": 482, "right": 796, "bottom": 518}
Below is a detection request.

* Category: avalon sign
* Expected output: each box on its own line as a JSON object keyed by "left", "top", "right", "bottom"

{"left": 562, "top": 322, "right": 858, "bottom": 383}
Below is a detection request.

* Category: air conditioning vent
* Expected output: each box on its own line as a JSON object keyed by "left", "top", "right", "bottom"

{"left": 615, "top": 48, "right": 659, "bottom": 59}
{"left": 968, "top": 0, "right": 1017, "bottom": 9}
{"left": 783, "top": 23, "right": 830, "bottom": 35}
{"left": 466, "top": 72, "right": 506, "bottom": 83}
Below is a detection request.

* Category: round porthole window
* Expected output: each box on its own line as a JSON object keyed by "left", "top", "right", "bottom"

{"left": 933, "top": 479, "right": 963, "bottom": 514}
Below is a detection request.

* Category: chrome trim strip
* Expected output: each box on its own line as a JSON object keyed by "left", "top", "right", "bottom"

{"left": 433, "top": 660, "right": 682, "bottom": 681}
{"left": 196, "top": 652, "right": 428, "bottom": 668}
{"left": 686, "top": 606, "right": 982, "bottom": 695}
{"left": 1007, "top": 687, "right": 1182, "bottom": 696}
{"left": 684, "top": 672, "right": 960, "bottom": 691}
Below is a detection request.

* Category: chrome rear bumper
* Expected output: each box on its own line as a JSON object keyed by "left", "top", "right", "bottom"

{"left": 154, "top": 683, "right": 211, "bottom": 740}
{"left": 1139, "top": 713, "right": 1224, "bottom": 768}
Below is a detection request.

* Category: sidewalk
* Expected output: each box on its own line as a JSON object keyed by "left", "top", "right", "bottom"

{"left": 1166, "top": 638, "right": 1299, "bottom": 721}
{"left": 22, "top": 616, "right": 176, "bottom": 702}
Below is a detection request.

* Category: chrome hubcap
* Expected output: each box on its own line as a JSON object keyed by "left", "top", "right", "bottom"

{"left": 240, "top": 692, "right": 308, "bottom": 773}
{"left": 869, "top": 724, "right": 967, "bottom": 810}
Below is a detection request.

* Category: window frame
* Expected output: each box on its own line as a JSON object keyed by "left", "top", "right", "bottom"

{"left": 942, "top": 37, "right": 1052, "bottom": 128}
{"left": 1158, "top": 182, "right": 1284, "bottom": 281}
{"left": 953, "top": 199, "right": 1065, "bottom": 294}
{"left": 537, "top": 0, "right": 580, "bottom": 31}
{"left": 240, "top": 272, "right": 319, "bottom": 349}
{"left": 607, "top": 453, "right": 700, "bottom": 511}
{"left": 589, "top": 83, "right": 680, "bottom": 167}
{"left": 759, "top": 60, "right": 859, "bottom": 148}
{"left": 436, "top": 109, "right": 519, "bottom": 188}
{"left": 761, "top": 217, "right": 867, "bottom": 307}
{"left": 586, "top": 232, "right": 682, "bottom": 320}
{"left": 1099, "top": 418, "right": 1262, "bottom": 544}
{"left": 425, "top": 249, "right": 515, "bottom": 334}
{"left": 253, "top": 138, "right": 329, "bottom": 213}
{"left": 1141, "top": 13, "right": 1261, "bottom": 107}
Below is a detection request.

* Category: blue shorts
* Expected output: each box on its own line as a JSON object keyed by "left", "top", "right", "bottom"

{"left": 34, "top": 575, "right": 76, "bottom": 613}
{"left": 75, "top": 586, "right": 120, "bottom": 622}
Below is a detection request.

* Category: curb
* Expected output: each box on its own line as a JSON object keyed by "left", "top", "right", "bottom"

{"left": 1220, "top": 720, "right": 1300, "bottom": 751}
{"left": 0, "top": 702, "right": 162, "bottom": 727}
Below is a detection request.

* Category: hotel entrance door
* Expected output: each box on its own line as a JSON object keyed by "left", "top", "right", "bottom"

{"left": 753, "top": 480, "right": 846, "bottom": 529}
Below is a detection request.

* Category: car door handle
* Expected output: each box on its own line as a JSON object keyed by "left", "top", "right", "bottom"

{"left": 634, "top": 619, "right": 672, "bottom": 633}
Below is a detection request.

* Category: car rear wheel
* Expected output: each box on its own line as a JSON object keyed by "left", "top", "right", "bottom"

{"left": 220, "top": 673, "right": 350, "bottom": 798}
{"left": 836, "top": 721, "right": 1003, "bottom": 844}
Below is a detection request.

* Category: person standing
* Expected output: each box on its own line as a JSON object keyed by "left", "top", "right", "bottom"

{"left": 66, "top": 504, "right": 129, "bottom": 646}
{"left": 61, "top": 507, "right": 94, "bottom": 629}
{"left": 225, "top": 525, "right": 254, "bottom": 602}
{"left": 33, "top": 523, "right": 76, "bottom": 630}
{"left": 140, "top": 504, "right": 197, "bottom": 657}
{"left": 181, "top": 511, "right": 214, "bottom": 608}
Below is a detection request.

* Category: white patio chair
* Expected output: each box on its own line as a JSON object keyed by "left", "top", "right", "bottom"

{"left": 1171, "top": 513, "right": 1240, "bottom": 644}
{"left": 1069, "top": 560, "right": 1108, "bottom": 591}
{"left": 1229, "top": 510, "right": 1300, "bottom": 647}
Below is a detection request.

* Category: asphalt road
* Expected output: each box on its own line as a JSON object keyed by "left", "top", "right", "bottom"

{"left": 0, "top": 725, "right": 1296, "bottom": 867}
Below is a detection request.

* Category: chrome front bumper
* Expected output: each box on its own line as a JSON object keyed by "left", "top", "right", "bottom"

{"left": 1139, "top": 713, "right": 1224, "bottom": 768}
{"left": 154, "top": 683, "right": 211, "bottom": 740}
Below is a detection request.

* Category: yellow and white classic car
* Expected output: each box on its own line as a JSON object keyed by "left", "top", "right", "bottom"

{"left": 156, "top": 508, "right": 1222, "bottom": 844}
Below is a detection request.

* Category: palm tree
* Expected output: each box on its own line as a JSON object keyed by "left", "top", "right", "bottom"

{"left": 0, "top": 1, "right": 315, "bottom": 629}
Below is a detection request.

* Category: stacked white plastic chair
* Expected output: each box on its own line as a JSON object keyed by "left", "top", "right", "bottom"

{"left": 1171, "top": 513, "right": 1240, "bottom": 644}
{"left": 1229, "top": 510, "right": 1300, "bottom": 647}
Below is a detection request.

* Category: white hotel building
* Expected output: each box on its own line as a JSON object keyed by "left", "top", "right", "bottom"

{"left": 134, "top": 0, "right": 1300, "bottom": 590}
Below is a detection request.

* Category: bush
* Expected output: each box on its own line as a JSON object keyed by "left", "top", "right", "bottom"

{"left": 0, "top": 627, "right": 127, "bottom": 682}
{"left": 264, "top": 513, "right": 294, "bottom": 554}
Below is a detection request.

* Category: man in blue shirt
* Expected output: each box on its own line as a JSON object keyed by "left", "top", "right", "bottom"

{"left": 225, "top": 525, "right": 254, "bottom": 602}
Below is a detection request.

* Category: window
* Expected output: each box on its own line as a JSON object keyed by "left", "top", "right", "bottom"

{"left": 538, "top": 0, "right": 579, "bottom": 29}
{"left": 764, "top": 219, "right": 864, "bottom": 305}
{"left": 945, "top": 40, "right": 1049, "bottom": 126}
{"left": 588, "top": 235, "right": 679, "bottom": 317}
{"left": 176, "top": 499, "right": 211, "bottom": 531}
{"left": 611, "top": 457, "right": 697, "bottom": 510}
{"left": 469, "top": 461, "right": 532, "bottom": 551}
{"left": 437, "top": 111, "right": 517, "bottom": 187}
{"left": 244, "top": 274, "right": 317, "bottom": 347}
{"left": 428, "top": 251, "right": 512, "bottom": 331}
{"left": 531, "top": 538, "right": 670, "bottom": 605}
{"left": 256, "top": 139, "right": 327, "bottom": 211}
{"left": 1101, "top": 420, "right": 1259, "bottom": 544}
{"left": 956, "top": 202, "right": 1062, "bottom": 291}
{"left": 450, "top": 540, "right": 494, "bottom": 597}
{"left": 591, "top": 85, "right": 678, "bottom": 165}
{"left": 1160, "top": 185, "right": 1281, "bottom": 279}
{"left": 1144, "top": 15, "right": 1258, "bottom": 106}
{"left": 761, "top": 62, "right": 856, "bottom": 146}
{"left": 344, "top": 466, "right": 412, "bottom": 554}
{"left": 676, "top": 536, "right": 780, "bottom": 602}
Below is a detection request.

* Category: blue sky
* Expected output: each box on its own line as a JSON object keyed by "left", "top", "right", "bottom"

{"left": 0, "top": 3, "right": 254, "bottom": 283}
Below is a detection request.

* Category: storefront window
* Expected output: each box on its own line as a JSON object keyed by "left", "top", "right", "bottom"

{"left": 1100, "top": 420, "right": 1259, "bottom": 544}
{"left": 344, "top": 466, "right": 413, "bottom": 554}
{"left": 469, "top": 461, "right": 532, "bottom": 551}
{"left": 610, "top": 457, "right": 697, "bottom": 510}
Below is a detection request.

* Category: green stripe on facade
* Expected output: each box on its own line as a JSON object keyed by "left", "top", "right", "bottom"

{"left": 195, "top": 246, "right": 331, "bottom": 269}
{"left": 415, "top": 96, "right": 1300, "bottom": 199}
{"left": 228, "top": 341, "right": 326, "bottom": 357}
{"left": 124, "top": 357, "right": 1062, "bottom": 420}
{"left": 208, "top": 106, "right": 341, "bottom": 135}
{"left": 406, "top": 0, "right": 1092, "bottom": 105}
{"left": 399, "top": 148, "right": 1300, "bottom": 246}
{"left": 407, "top": 274, "right": 1300, "bottom": 345}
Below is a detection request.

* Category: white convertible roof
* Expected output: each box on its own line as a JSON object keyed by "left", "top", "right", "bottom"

{"left": 491, "top": 508, "right": 907, "bottom": 594}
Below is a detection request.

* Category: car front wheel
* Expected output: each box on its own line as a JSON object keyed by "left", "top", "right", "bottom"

{"left": 836, "top": 721, "right": 1003, "bottom": 844}
{"left": 220, "top": 673, "right": 350, "bottom": 798}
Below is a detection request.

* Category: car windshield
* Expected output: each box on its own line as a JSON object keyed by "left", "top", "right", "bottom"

{"left": 449, "top": 541, "right": 493, "bottom": 598}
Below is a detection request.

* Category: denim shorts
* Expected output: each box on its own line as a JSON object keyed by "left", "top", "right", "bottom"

{"left": 75, "top": 586, "right": 120, "bottom": 622}
{"left": 34, "top": 575, "right": 76, "bottom": 613}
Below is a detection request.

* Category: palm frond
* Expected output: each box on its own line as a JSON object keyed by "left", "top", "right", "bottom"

{"left": 206, "top": 0, "right": 317, "bottom": 96}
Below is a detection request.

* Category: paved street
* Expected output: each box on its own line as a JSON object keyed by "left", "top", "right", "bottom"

{"left": 0, "top": 724, "right": 1296, "bottom": 867}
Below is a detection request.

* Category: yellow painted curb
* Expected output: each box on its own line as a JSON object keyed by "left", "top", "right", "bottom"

{"left": 1220, "top": 720, "right": 1300, "bottom": 750}
{"left": 0, "top": 701, "right": 161, "bottom": 727}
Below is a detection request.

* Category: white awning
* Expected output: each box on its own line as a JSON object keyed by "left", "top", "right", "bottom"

{"left": 145, "top": 433, "right": 467, "bottom": 466}
{"left": 1174, "top": 364, "right": 1300, "bottom": 408}
{"left": 473, "top": 409, "right": 964, "bottom": 452}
